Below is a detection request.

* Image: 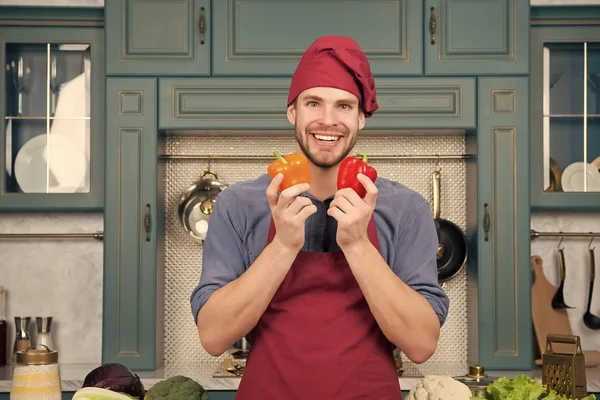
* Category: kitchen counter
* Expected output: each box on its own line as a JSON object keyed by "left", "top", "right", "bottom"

{"left": 1, "top": 362, "right": 600, "bottom": 393}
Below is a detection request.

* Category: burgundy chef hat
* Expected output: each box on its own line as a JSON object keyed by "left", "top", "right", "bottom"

{"left": 287, "top": 36, "right": 379, "bottom": 118}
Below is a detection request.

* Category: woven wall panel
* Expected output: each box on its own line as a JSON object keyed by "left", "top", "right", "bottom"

{"left": 162, "top": 134, "right": 468, "bottom": 376}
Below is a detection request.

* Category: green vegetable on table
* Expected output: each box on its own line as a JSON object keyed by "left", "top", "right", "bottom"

{"left": 144, "top": 375, "right": 210, "bottom": 400}
{"left": 485, "top": 375, "right": 596, "bottom": 400}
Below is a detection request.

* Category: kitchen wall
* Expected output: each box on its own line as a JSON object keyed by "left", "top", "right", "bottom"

{"left": 531, "top": 212, "right": 600, "bottom": 352}
{"left": 162, "top": 134, "right": 470, "bottom": 376}
{"left": 0, "top": 212, "right": 103, "bottom": 364}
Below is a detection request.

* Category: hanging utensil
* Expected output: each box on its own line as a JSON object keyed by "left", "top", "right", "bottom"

{"left": 178, "top": 170, "right": 228, "bottom": 245}
{"left": 431, "top": 168, "right": 468, "bottom": 283}
{"left": 583, "top": 236, "right": 600, "bottom": 330}
{"left": 551, "top": 237, "right": 574, "bottom": 309}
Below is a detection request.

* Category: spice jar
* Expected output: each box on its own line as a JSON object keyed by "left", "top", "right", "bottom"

{"left": 10, "top": 346, "right": 61, "bottom": 400}
{"left": 454, "top": 365, "right": 498, "bottom": 399}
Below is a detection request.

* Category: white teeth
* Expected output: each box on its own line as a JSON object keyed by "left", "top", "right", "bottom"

{"left": 314, "top": 134, "right": 339, "bottom": 142}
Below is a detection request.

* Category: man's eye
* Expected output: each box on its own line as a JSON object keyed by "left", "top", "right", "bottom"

{"left": 307, "top": 101, "right": 318, "bottom": 107}
{"left": 340, "top": 104, "right": 351, "bottom": 110}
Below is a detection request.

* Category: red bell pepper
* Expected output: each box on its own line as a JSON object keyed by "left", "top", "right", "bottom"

{"left": 337, "top": 153, "right": 377, "bottom": 198}
{"left": 267, "top": 151, "right": 311, "bottom": 192}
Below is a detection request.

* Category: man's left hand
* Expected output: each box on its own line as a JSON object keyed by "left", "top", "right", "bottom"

{"left": 327, "top": 173, "right": 378, "bottom": 250}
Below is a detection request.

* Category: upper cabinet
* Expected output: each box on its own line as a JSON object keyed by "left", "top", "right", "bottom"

{"left": 424, "top": 0, "right": 530, "bottom": 76}
{"left": 105, "top": 0, "right": 211, "bottom": 76}
{"left": 530, "top": 24, "right": 600, "bottom": 210}
{"left": 0, "top": 18, "right": 105, "bottom": 211}
{"left": 210, "top": 0, "right": 423, "bottom": 76}
{"left": 106, "top": 0, "right": 529, "bottom": 78}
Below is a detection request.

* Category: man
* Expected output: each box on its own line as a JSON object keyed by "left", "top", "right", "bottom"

{"left": 191, "top": 36, "right": 450, "bottom": 399}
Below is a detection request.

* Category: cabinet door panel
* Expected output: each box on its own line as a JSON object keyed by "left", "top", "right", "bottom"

{"left": 106, "top": 0, "right": 210, "bottom": 76}
{"left": 424, "top": 0, "right": 529, "bottom": 75}
{"left": 159, "top": 77, "right": 475, "bottom": 131}
{"left": 476, "top": 77, "right": 532, "bottom": 370}
{"left": 212, "top": 0, "right": 422, "bottom": 76}
{"left": 104, "top": 78, "right": 160, "bottom": 370}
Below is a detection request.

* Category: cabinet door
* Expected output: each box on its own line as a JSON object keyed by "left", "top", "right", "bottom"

{"left": 104, "top": 78, "right": 162, "bottom": 370}
{"left": 0, "top": 26, "right": 104, "bottom": 211}
{"left": 530, "top": 26, "right": 600, "bottom": 210}
{"left": 158, "top": 77, "right": 475, "bottom": 131}
{"left": 424, "top": 0, "right": 529, "bottom": 76}
{"left": 105, "top": 0, "right": 210, "bottom": 76}
{"left": 476, "top": 77, "right": 532, "bottom": 370}
{"left": 212, "top": 0, "right": 422, "bottom": 76}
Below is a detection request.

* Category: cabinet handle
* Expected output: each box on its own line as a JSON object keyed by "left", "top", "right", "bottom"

{"left": 484, "top": 203, "right": 490, "bottom": 242}
{"left": 144, "top": 203, "right": 152, "bottom": 242}
{"left": 429, "top": 6, "right": 437, "bottom": 45}
{"left": 198, "top": 7, "right": 206, "bottom": 45}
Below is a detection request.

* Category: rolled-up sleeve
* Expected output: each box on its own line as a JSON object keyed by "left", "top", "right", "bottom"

{"left": 392, "top": 201, "right": 450, "bottom": 326}
{"left": 190, "top": 193, "right": 246, "bottom": 325}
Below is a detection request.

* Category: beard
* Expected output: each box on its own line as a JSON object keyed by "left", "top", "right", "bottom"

{"left": 295, "top": 122, "right": 357, "bottom": 169}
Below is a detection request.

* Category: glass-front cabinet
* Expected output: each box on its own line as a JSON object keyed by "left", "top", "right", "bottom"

{"left": 0, "top": 25, "right": 104, "bottom": 210}
{"left": 531, "top": 25, "right": 600, "bottom": 209}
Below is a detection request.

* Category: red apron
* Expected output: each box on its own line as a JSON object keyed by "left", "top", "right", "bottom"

{"left": 236, "top": 215, "right": 402, "bottom": 400}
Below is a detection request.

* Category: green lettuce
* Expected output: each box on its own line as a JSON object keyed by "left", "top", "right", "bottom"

{"left": 485, "top": 374, "right": 596, "bottom": 400}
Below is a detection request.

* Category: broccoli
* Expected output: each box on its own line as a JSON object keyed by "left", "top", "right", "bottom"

{"left": 144, "top": 375, "right": 210, "bottom": 400}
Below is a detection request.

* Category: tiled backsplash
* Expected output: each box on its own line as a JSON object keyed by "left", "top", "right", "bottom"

{"left": 162, "top": 134, "right": 469, "bottom": 376}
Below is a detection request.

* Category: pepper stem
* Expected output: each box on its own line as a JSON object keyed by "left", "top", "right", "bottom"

{"left": 356, "top": 152, "right": 368, "bottom": 163}
{"left": 273, "top": 151, "right": 288, "bottom": 164}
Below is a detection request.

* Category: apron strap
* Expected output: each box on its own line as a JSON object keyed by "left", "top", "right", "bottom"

{"left": 266, "top": 214, "right": 380, "bottom": 252}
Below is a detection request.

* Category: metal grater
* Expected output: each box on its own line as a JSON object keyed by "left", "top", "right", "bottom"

{"left": 542, "top": 334, "right": 587, "bottom": 399}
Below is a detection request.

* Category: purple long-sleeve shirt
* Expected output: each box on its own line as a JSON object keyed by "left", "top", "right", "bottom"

{"left": 190, "top": 174, "right": 450, "bottom": 327}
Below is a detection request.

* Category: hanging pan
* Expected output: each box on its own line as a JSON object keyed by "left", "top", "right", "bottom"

{"left": 432, "top": 169, "right": 468, "bottom": 283}
{"left": 178, "top": 170, "right": 228, "bottom": 244}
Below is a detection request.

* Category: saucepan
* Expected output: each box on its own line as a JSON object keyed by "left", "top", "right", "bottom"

{"left": 178, "top": 170, "right": 228, "bottom": 244}
{"left": 432, "top": 169, "right": 468, "bottom": 283}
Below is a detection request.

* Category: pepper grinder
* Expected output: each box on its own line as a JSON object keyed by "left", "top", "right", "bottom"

{"left": 35, "top": 317, "right": 54, "bottom": 351}
{"left": 12, "top": 316, "right": 31, "bottom": 363}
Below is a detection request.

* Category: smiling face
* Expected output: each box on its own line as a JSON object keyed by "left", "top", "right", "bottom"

{"left": 287, "top": 87, "right": 366, "bottom": 169}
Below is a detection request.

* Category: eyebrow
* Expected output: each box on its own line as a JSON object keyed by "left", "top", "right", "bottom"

{"left": 301, "top": 95, "right": 358, "bottom": 105}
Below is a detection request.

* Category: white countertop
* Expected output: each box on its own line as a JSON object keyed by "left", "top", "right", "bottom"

{"left": 1, "top": 362, "right": 600, "bottom": 393}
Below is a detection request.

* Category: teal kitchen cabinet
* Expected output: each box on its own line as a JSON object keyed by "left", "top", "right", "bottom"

{"left": 424, "top": 0, "right": 530, "bottom": 76}
{"left": 103, "top": 77, "right": 164, "bottom": 370}
{"left": 105, "top": 0, "right": 211, "bottom": 76}
{"left": 0, "top": 13, "right": 105, "bottom": 211}
{"left": 471, "top": 77, "right": 532, "bottom": 370}
{"left": 530, "top": 23, "right": 600, "bottom": 210}
{"left": 106, "top": 0, "right": 528, "bottom": 78}
{"left": 158, "top": 76, "right": 476, "bottom": 131}
{"left": 211, "top": 0, "right": 423, "bottom": 76}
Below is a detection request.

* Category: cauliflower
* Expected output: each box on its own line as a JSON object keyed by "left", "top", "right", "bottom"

{"left": 406, "top": 375, "right": 473, "bottom": 400}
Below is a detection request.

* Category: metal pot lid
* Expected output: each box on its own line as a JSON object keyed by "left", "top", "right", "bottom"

{"left": 454, "top": 365, "right": 497, "bottom": 388}
{"left": 178, "top": 170, "right": 227, "bottom": 243}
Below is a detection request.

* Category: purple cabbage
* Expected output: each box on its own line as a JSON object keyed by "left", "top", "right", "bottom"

{"left": 82, "top": 363, "right": 146, "bottom": 399}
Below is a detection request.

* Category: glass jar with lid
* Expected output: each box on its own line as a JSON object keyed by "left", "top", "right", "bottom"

{"left": 10, "top": 346, "right": 61, "bottom": 400}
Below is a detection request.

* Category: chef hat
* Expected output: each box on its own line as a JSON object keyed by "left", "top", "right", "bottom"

{"left": 287, "top": 36, "right": 379, "bottom": 118}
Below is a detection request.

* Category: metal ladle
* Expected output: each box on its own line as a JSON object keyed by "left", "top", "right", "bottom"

{"left": 583, "top": 236, "right": 600, "bottom": 330}
{"left": 552, "top": 236, "right": 574, "bottom": 309}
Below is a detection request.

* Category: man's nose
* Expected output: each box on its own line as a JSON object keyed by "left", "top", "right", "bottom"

{"left": 320, "top": 105, "right": 336, "bottom": 125}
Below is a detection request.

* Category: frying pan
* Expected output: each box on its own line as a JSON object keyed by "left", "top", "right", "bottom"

{"left": 432, "top": 170, "right": 468, "bottom": 282}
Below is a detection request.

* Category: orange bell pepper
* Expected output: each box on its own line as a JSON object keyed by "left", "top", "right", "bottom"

{"left": 267, "top": 151, "right": 311, "bottom": 192}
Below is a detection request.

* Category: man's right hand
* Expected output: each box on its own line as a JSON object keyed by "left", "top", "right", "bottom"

{"left": 266, "top": 173, "right": 317, "bottom": 253}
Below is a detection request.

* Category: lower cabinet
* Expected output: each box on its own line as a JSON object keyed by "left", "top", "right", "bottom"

{"left": 473, "top": 77, "right": 532, "bottom": 370}
{"left": 103, "top": 78, "right": 163, "bottom": 370}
